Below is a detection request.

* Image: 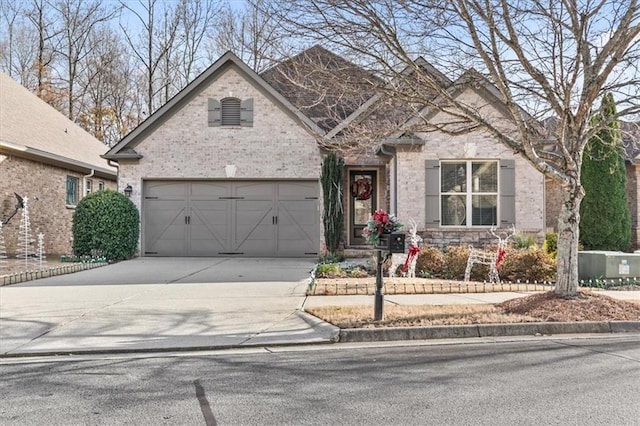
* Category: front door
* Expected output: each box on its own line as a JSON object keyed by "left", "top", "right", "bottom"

{"left": 350, "top": 170, "right": 376, "bottom": 245}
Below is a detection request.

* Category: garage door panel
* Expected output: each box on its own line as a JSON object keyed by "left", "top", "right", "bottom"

{"left": 235, "top": 182, "right": 276, "bottom": 199}
{"left": 190, "top": 200, "right": 229, "bottom": 255}
{"left": 277, "top": 200, "right": 318, "bottom": 254}
{"left": 145, "top": 181, "right": 188, "bottom": 199}
{"left": 144, "top": 199, "right": 187, "bottom": 256}
{"left": 190, "top": 181, "right": 230, "bottom": 198}
{"left": 277, "top": 181, "right": 319, "bottom": 200}
{"left": 233, "top": 200, "right": 275, "bottom": 254}
{"left": 143, "top": 181, "right": 319, "bottom": 257}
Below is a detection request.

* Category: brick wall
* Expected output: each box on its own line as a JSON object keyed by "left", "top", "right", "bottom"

{"left": 1, "top": 154, "right": 116, "bottom": 256}
{"left": 115, "top": 67, "right": 324, "bottom": 250}
{"left": 393, "top": 127, "right": 545, "bottom": 247}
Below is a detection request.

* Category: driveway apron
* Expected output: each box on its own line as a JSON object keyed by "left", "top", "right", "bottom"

{"left": 0, "top": 258, "right": 338, "bottom": 356}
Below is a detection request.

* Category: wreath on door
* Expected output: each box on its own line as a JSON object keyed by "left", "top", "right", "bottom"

{"left": 351, "top": 177, "right": 373, "bottom": 200}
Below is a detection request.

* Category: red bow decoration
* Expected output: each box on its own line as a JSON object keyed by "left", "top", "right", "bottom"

{"left": 495, "top": 247, "right": 506, "bottom": 269}
{"left": 401, "top": 245, "right": 422, "bottom": 274}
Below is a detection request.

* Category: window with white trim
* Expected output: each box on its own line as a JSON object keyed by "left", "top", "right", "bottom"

{"left": 98, "top": 181, "right": 104, "bottom": 191}
{"left": 440, "top": 161, "right": 498, "bottom": 226}
{"left": 66, "top": 176, "right": 79, "bottom": 206}
{"left": 85, "top": 179, "right": 92, "bottom": 195}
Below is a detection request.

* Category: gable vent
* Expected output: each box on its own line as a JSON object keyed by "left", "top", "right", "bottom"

{"left": 221, "top": 97, "right": 241, "bottom": 126}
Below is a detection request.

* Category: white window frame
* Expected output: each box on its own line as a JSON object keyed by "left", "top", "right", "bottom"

{"left": 440, "top": 160, "right": 499, "bottom": 227}
{"left": 85, "top": 179, "right": 93, "bottom": 195}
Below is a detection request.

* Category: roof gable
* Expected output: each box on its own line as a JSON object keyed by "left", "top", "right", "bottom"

{"left": 104, "top": 51, "right": 323, "bottom": 160}
{"left": 261, "top": 45, "right": 382, "bottom": 133}
{"left": 0, "top": 72, "right": 115, "bottom": 176}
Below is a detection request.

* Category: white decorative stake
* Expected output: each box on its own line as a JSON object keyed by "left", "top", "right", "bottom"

{"left": 0, "top": 222, "right": 7, "bottom": 273}
{"left": 17, "top": 196, "right": 35, "bottom": 269}
{"left": 37, "top": 232, "right": 47, "bottom": 269}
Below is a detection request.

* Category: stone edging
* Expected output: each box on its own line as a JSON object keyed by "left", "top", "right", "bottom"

{"left": 337, "top": 321, "right": 640, "bottom": 343}
{"left": 1, "top": 262, "right": 109, "bottom": 286}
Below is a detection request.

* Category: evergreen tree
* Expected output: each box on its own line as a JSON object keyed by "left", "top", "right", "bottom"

{"left": 320, "top": 153, "right": 345, "bottom": 258}
{"left": 579, "top": 94, "right": 631, "bottom": 251}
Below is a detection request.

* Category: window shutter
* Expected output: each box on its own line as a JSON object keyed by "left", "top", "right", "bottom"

{"left": 425, "top": 160, "right": 440, "bottom": 227}
{"left": 208, "top": 98, "right": 221, "bottom": 127}
{"left": 240, "top": 98, "right": 254, "bottom": 127}
{"left": 500, "top": 159, "right": 516, "bottom": 226}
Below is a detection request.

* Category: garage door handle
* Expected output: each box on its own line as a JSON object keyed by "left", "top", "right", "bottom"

{"left": 272, "top": 216, "right": 278, "bottom": 225}
{"left": 185, "top": 216, "right": 191, "bottom": 224}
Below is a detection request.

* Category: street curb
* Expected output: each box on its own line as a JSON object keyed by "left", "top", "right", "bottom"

{"left": 338, "top": 321, "right": 640, "bottom": 343}
{"left": 296, "top": 310, "right": 341, "bottom": 342}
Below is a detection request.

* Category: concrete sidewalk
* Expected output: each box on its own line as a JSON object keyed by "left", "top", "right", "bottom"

{"left": 1, "top": 257, "right": 639, "bottom": 356}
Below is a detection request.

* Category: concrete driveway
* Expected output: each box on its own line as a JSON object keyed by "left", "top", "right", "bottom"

{"left": 0, "top": 257, "right": 338, "bottom": 356}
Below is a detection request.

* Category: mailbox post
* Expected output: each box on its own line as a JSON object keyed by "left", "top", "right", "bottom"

{"left": 374, "top": 232, "right": 406, "bottom": 321}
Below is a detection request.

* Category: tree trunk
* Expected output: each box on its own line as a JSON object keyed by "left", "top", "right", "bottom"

{"left": 554, "top": 182, "right": 584, "bottom": 296}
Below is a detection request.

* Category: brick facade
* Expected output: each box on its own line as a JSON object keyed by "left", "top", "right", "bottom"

{"left": 392, "top": 114, "right": 545, "bottom": 248}
{"left": 0, "top": 154, "right": 116, "bottom": 256}
{"left": 115, "top": 67, "right": 324, "bottom": 249}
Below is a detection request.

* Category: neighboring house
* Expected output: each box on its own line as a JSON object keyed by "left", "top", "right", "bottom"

{"left": 0, "top": 72, "right": 117, "bottom": 256}
{"left": 103, "top": 46, "right": 547, "bottom": 257}
{"left": 544, "top": 119, "right": 640, "bottom": 249}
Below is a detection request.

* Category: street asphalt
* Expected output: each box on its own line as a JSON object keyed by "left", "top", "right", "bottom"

{"left": 1, "top": 257, "right": 639, "bottom": 357}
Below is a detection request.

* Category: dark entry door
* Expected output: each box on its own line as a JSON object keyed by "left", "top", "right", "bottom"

{"left": 349, "top": 170, "right": 376, "bottom": 245}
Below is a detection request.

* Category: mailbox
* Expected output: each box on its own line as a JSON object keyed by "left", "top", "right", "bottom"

{"left": 389, "top": 232, "right": 405, "bottom": 253}
{"left": 375, "top": 232, "right": 406, "bottom": 253}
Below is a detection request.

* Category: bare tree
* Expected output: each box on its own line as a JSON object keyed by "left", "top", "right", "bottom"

{"left": 0, "top": 0, "right": 23, "bottom": 78}
{"left": 54, "top": 0, "right": 119, "bottom": 121}
{"left": 270, "top": 0, "right": 640, "bottom": 296}
{"left": 210, "top": 0, "right": 294, "bottom": 72}
{"left": 77, "top": 26, "right": 138, "bottom": 146}
{"left": 175, "top": 0, "right": 220, "bottom": 88}
{"left": 120, "top": 0, "right": 182, "bottom": 115}
{"left": 0, "top": 1, "right": 41, "bottom": 86}
{"left": 25, "top": 0, "right": 61, "bottom": 99}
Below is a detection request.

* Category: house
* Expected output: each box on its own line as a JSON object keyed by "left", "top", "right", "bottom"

{"left": 103, "top": 47, "right": 547, "bottom": 257}
{"left": 544, "top": 119, "right": 640, "bottom": 249}
{"left": 0, "top": 72, "right": 117, "bottom": 256}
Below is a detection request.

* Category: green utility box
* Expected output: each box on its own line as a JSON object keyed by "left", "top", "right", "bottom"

{"left": 578, "top": 251, "right": 640, "bottom": 280}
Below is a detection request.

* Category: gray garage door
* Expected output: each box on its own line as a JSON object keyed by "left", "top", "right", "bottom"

{"left": 142, "top": 180, "right": 319, "bottom": 257}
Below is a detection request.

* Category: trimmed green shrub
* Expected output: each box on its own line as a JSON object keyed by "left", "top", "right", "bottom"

{"left": 513, "top": 232, "right": 537, "bottom": 250}
{"left": 72, "top": 190, "right": 139, "bottom": 261}
{"left": 315, "top": 263, "right": 347, "bottom": 278}
{"left": 543, "top": 233, "right": 558, "bottom": 258}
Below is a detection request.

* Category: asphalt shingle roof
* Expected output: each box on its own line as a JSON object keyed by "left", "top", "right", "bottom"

{"left": 0, "top": 72, "right": 115, "bottom": 175}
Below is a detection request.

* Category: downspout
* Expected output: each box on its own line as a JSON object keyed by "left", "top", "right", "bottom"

{"left": 83, "top": 168, "right": 95, "bottom": 196}
{"left": 379, "top": 144, "right": 397, "bottom": 215}
{"left": 107, "top": 159, "right": 120, "bottom": 190}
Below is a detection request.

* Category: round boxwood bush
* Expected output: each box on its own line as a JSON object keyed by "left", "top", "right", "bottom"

{"left": 72, "top": 190, "right": 139, "bottom": 261}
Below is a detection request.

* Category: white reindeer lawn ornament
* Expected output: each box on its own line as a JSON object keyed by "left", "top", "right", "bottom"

{"left": 464, "top": 226, "right": 516, "bottom": 283}
{"left": 389, "top": 219, "right": 422, "bottom": 278}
